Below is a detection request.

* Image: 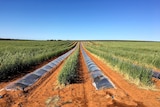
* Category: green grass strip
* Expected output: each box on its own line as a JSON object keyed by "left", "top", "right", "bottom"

{"left": 58, "top": 46, "right": 79, "bottom": 85}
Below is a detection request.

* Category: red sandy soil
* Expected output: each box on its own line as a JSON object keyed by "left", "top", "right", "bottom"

{"left": 0, "top": 46, "right": 160, "bottom": 107}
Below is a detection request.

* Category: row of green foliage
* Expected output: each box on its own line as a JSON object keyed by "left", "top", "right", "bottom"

{"left": 0, "top": 40, "right": 75, "bottom": 81}
{"left": 58, "top": 46, "right": 79, "bottom": 85}
{"left": 88, "top": 41, "right": 160, "bottom": 70}
{"left": 85, "top": 42, "right": 154, "bottom": 86}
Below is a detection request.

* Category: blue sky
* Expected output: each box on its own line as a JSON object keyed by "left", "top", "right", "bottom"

{"left": 0, "top": 0, "right": 160, "bottom": 40}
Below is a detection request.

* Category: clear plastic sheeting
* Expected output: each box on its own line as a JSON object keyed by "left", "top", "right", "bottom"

{"left": 152, "top": 71, "right": 160, "bottom": 79}
{"left": 5, "top": 45, "right": 77, "bottom": 91}
{"left": 33, "top": 69, "right": 48, "bottom": 76}
{"left": 94, "top": 77, "right": 114, "bottom": 89}
{"left": 81, "top": 44, "right": 115, "bottom": 90}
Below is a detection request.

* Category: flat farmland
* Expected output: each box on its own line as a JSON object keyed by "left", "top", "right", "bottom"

{"left": 0, "top": 41, "right": 160, "bottom": 107}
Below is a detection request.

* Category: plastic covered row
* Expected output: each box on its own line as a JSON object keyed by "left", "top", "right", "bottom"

{"left": 5, "top": 45, "right": 77, "bottom": 91}
{"left": 80, "top": 44, "right": 115, "bottom": 90}
{"left": 152, "top": 71, "right": 160, "bottom": 79}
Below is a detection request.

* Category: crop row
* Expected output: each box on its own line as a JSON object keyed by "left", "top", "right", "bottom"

{"left": 0, "top": 40, "right": 76, "bottom": 81}
{"left": 85, "top": 42, "right": 154, "bottom": 86}
{"left": 58, "top": 45, "right": 79, "bottom": 85}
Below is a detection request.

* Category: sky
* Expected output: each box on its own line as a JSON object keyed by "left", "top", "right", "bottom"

{"left": 0, "top": 0, "right": 160, "bottom": 41}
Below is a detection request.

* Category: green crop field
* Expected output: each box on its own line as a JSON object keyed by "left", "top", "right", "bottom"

{"left": 84, "top": 41, "right": 160, "bottom": 86}
{"left": 0, "top": 40, "right": 75, "bottom": 81}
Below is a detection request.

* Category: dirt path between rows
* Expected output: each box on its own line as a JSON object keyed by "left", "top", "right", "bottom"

{"left": 84, "top": 46, "right": 160, "bottom": 107}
